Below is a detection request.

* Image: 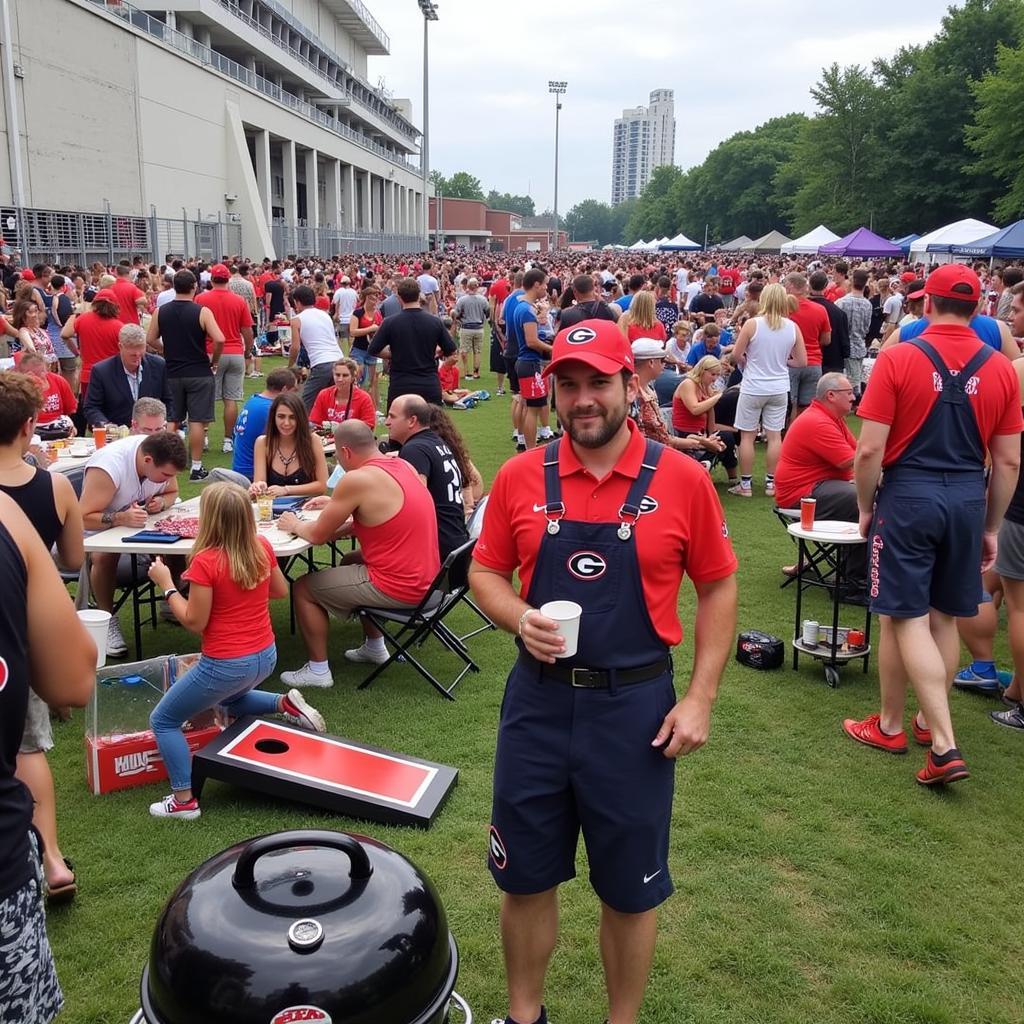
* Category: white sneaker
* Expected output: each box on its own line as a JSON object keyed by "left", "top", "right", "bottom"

{"left": 344, "top": 643, "right": 389, "bottom": 665}
{"left": 203, "top": 435, "right": 209, "bottom": 452}
{"left": 375, "top": 411, "right": 387, "bottom": 424}
{"left": 280, "top": 663, "right": 334, "bottom": 688}
{"left": 281, "top": 689, "right": 326, "bottom": 733}
{"left": 765, "top": 481, "right": 776, "bottom": 497}
{"left": 106, "top": 618, "right": 128, "bottom": 658}
{"left": 149, "top": 794, "right": 201, "bottom": 820}
{"left": 222, "top": 439, "right": 233, "bottom": 454}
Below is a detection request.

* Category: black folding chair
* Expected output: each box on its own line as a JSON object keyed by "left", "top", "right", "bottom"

{"left": 354, "top": 539, "right": 481, "bottom": 700}
{"left": 773, "top": 506, "right": 840, "bottom": 591}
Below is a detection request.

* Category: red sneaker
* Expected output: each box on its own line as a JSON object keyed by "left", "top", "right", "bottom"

{"left": 910, "top": 716, "right": 932, "bottom": 747}
{"left": 842, "top": 714, "right": 908, "bottom": 754}
{"left": 916, "top": 749, "right": 969, "bottom": 786}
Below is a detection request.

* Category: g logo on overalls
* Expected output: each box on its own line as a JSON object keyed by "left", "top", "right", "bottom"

{"left": 567, "top": 551, "right": 608, "bottom": 580}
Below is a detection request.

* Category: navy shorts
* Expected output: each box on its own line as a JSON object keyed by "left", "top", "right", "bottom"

{"left": 868, "top": 469, "right": 986, "bottom": 619}
{"left": 489, "top": 658, "right": 676, "bottom": 913}
{"left": 503, "top": 356, "right": 520, "bottom": 395}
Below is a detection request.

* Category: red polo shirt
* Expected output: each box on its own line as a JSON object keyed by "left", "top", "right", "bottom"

{"left": 858, "top": 323, "right": 1022, "bottom": 466}
{"left": 35, "top": 372, "right": 78, "bottom": 423}
{"left": 788, "top": 298, "right": 830, "bottom": 366}
{"left": 474, "top": 419, "right": 737, "bottom": 646}
{"left": 774, "top": 399, "right": 856, "bottom": 508}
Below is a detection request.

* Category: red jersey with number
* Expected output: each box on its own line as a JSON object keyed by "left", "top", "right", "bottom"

{"left": 774, "top": 400, "right": 855, "bottom": 508}
{"left": 788, "top": 298, "right": 830, "bottom": 366}
{"left": 182, "top": 535, "right": 276, "bottom": 658}
{"left": 474, "top": 419, "right": 737, "bottom": 646}
{"left": 195, "top": 288, "right": 253, "bottom": 356}
{"left": 857, "top": 323, "right": 1023, "bottom": 467}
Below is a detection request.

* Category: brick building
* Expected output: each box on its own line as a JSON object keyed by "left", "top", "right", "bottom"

{"left": 428, "top": 197, "right": 567, "bottom": 252}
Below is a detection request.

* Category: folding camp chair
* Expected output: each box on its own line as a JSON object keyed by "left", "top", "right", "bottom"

{"left": 354, "top": 538, "right": 481, "bottom": 700}
{"left": 773, "top": 506, "right": 840, "bottom": 591}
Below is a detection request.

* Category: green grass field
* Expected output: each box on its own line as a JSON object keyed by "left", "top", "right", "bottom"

{"left": 46, "top": 358, "right": 1023, "bottom": 1024}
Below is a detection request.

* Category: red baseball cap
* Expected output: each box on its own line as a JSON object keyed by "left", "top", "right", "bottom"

{"left": 210, "top": 263, "right": 231, "bottom": 280}
{"left": 900, "top": 271, "right": 917, "bottom": 283}
{"left": 20, "top": 269, "right": 35, "bottom": 281}
{"left": 92, "top": 288, "right": 118, "bottom": 303}
{"left": 923, "top": 263, "right": 981, "bottom": 303}
{"left": 542, "top": 319, "right": 636, "bottom": 378}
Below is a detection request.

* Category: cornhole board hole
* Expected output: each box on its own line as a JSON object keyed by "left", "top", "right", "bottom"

{"left": 191, "top": 717, "right": 457, "bottom": 827}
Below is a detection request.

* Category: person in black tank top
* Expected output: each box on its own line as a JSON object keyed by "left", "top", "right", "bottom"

{"left": 0, "top": 492, "right": 97, "bottom": 1021}
{"left": 0, "top": 468, "right": 62, "bottom": 550}
{"left": 147, "top": 269, "right": 224, "bottom": 476}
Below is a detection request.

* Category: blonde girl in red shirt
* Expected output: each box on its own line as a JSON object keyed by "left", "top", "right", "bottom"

{"left": 146, "top": 482, "right": 325, "bottom": 819}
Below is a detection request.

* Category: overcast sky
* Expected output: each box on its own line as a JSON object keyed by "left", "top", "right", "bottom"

{"left": 367, "top": 0, "right": 948, "bottom": 211}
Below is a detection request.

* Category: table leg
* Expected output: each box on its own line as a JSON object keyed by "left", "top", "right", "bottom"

{"left": 793, "top": 538, "right": 805, "bottom": 670}
{"left": 829, "top": 547, "right": 844, "bottom": 670}
{"left": 131, "top": 554, "right": 143, "bottom": 661}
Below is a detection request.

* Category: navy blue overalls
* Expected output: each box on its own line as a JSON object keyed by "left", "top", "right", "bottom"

{"left": 869, "top": 336, "right": 993, "bottom": 618}
{"left": 488, "top": 438, "right": 678, "bottom": 914}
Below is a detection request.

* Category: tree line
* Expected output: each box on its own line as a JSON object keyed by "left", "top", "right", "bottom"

{"left": 577, "top": 0, "right": 1024, "bottom": 247}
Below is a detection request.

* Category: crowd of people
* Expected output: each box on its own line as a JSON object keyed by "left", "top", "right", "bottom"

{"left": 2, "top": 240, "right": 1024, "bottom": 1024}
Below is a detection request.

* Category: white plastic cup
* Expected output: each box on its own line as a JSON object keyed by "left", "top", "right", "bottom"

{"left": 540, "top": 600, "right": 583, "bottom": 659}
{"left": 802, "top": 619, "right": 819, "bottom": 646}
{"left": 77, "top": 609, "right": 111, "bottom": 668}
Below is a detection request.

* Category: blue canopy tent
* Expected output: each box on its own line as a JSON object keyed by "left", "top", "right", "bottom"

{"left": 819, "top": 227, "right": 903, "bottom": 258}
{"left": 950, "top": 220, "right": 1024, "bottom": 260}
{"left": 891, "top": 233, "right": 920, "bottom": 254}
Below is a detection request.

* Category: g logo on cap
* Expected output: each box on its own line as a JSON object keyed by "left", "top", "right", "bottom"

{"left": 567, "top": 551, "right": 607, "bottom": 580}
{"left": 565, "top": 326, "right": 597, "bottom": 345}
{"left": 0, "top": 656, "right": 7, "bottom": 693}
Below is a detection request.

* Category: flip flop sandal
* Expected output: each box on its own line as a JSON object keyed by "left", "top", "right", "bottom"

{"left": 46, "top": 857, "right": 77, "bottom": 905}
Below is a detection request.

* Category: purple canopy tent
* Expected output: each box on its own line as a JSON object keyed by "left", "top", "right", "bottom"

{"left": 818, "top": 227, "right": 903, "bottom": 258}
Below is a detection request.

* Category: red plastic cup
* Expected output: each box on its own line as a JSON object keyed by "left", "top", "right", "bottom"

{"left": 848, "top": 629, "right": 865, "bottom": 648}
{"left": 800, "top": 497, "right": 816, "bottom": 531}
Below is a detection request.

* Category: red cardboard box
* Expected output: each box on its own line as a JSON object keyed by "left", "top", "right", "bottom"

{"left": 85, "top": 726, "right": 222, "bottom": 795}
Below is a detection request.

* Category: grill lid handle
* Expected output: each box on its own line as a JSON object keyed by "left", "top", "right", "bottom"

{"left": 232, "top": 830, "right": 373, "bottom": 892}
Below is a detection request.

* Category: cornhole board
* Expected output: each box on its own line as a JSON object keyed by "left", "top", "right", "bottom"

{"left": 190, "top": 717, "right": 457, "bottom": 828}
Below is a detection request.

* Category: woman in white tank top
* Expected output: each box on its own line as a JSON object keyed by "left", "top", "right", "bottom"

{"left": 727, "top": 285, "right": 806, "bottom": 498}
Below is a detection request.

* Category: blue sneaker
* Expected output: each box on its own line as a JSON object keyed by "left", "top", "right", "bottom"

{"left": 476, "top": 390, "right": 491, "bottom": 401}
{"left": 953, "top": 665, "right": 1007, "bottom": 695}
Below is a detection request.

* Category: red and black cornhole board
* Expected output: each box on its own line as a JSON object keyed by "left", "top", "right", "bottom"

{"left": 191, "top": 717, "right": 457, "bottom": 827}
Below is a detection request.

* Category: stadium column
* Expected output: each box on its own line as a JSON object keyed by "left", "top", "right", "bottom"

{"left": 281, "top": 139, "right": 298, "bottom": 228}
{"left": 304, "top": 148, "right": 320, "bottom": 233}
{"left": 254, "top": 129, "right": 272, "bottom": 224}
{"left": 323, "top": 160, "right": 342, "bottom": 232}
{"left": 341, "top": 164, "right": 356, "bottom": 232}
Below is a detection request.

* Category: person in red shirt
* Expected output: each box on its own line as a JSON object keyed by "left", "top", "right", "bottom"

{"left": 823, "top": 261, "right": 849, "bottom": 303}
{"left": 845, "top": 264, "right": 1023, "bottom": 786}
{"left": 718, "top": 266, "right": 741, "bottom": 309}
{"left": 146, "top": 482, "right": 325, "bottom": 820}
{"left": 438, "top": 351, "right": 489, "bottom": 409}
{"left": 784, "top": 272, "right": 831, "bottom": 420}
{"left": 468, "top": 318, "right": 737, "bottom": 1024}
{"left": 61, "top": 289, "right": 124, "bottom": 395}
{"left": 110, "top": 265, "right": 146, "bottom": 326}
{"left": 309, "top": 358, "right": 376, "bottom": 429}
{"left": 195, "top": 264, "right": 254, "bottom": 451}
{"left": 17, "top": 352, "right": 78, "bottom": 425}
{"left": 276, "top": 419, "right": 440, "bottom": 687}
{"left": 488, "top": 273, "right": 513, "bottom": 395}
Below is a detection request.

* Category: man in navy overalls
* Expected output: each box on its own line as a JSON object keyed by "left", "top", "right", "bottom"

{"left": 844, "top": 264, "right": 1022, "bottom": 784}
{"left": 470, "top": 319, "right": 738, "bottom": 1024}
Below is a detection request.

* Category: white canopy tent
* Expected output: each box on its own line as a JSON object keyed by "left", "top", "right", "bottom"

{"left": 629, "top": 239, "right": 648, "bottom": 250}
{"left": 910, "top": 218, "right": 998, "bottom": 264}
{"left": 780, "top": 225, "right": 840, "bottom": 254}
{"left": 660, "top": 232, "right": 702, "bottom": 250}
{"left": 719, "top": 235, "right": 753, "bottom": 251}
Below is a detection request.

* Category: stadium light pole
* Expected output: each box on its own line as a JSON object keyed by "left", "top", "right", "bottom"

{"left": 418, "top": 0, "right": 438, "bottom": 250}
{"left": 549, "top": 81, "right": 567, "bottom": 253}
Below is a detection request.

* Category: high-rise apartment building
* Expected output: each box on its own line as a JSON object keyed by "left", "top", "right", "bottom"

{"left": 610, "top": 89, "right": 676, "bottom": 205}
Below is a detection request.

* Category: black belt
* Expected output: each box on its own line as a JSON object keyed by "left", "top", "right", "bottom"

{"left": 537, "top": 656, "right": 672, "bottom": 689}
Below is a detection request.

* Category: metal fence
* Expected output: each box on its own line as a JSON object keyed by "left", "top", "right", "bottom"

{"left": 0, "top": 204, "right": 422, "bottom": 266}
{"left": 271, "top": 223, "right": 421, "bottom": 256}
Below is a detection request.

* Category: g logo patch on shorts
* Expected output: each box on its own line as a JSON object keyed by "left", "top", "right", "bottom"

{"left": 0, "top": 656, "right": 7, "bottom": 693}
{"left": 489, "top": 826, "right": 508, "bottom": 870}
{"left": 567, "top": 551, "right": 607, "bottom": 580}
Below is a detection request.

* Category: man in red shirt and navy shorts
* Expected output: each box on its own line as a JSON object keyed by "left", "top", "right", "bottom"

{"left": 844, "top": 264, "right": 1022, "bottom": 785}
{"left": 469, "top": 319, "right": 738, "bottom": 1024}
